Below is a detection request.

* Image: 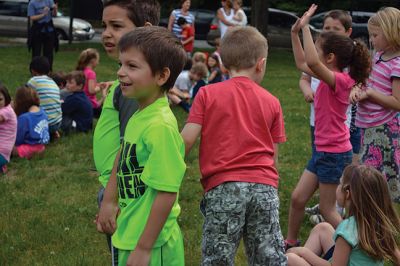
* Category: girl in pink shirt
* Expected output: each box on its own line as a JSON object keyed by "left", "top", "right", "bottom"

{"left": 350, "top": 7, "right": 400, "bottom": 203}
{"left": 288, "top": 4, "right": 371, "bottom": 249}
{"left": 76, "top": 48, "right": 105, "bottom": 118}
{"left": 0, "top": 85, "right": 17, "bottom": 173}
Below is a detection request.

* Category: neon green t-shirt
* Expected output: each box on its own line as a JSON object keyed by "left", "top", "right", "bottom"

{"left": 93, "top": 80, "right": 120, "bottom": 188}
{"left": 112, "top": 97, "right": 186, "bottom": 250}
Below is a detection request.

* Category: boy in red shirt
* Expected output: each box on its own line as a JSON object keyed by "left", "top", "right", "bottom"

{"left": 181, "top": 26, "right": 287, "bottom": 265}
{"left": 177, "top": 17, "right": 194, "bottom": 57}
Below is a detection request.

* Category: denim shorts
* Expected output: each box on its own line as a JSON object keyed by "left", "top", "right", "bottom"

{"left": 309, "top": 150, "right": 353, "bottom": 184}
{"left": 350, "top": 127, "right": 361, "bottom": 154}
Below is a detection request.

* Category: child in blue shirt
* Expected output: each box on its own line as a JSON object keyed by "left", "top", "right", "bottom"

{"left": 13, "top": 86, "right": 49, "bottom": 159}
{"left": 61, "top": 71, "right": 93, "bottom": 134}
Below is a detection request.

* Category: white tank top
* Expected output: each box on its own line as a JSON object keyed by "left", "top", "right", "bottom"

{"left": 219, "top": 7, "right": 234, "bottom": 38}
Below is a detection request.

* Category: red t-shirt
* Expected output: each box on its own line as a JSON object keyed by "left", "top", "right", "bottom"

{"left": 187, "top": 76, "right": 286, "bottom": 192}
{"left": 181, "top": 25, "right": 194, "bottom": 53}
{"left": 314, "top": 72, "right": 354, "bottom": 153}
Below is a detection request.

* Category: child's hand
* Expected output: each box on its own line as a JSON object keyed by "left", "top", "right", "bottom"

{"left": 126, "top": 247, "right": 151, "bottom": 266}
{"left": 97, "top": 201, "right": 119, "bottom": 234}
{"left": 303, "top": 90, "right": 314, "bottom": 103}
{"left": 291, "top": 18, "right": 302, "bottom": 34}
{"left": 299, "top": 4, "right": 318, "bottom": 28}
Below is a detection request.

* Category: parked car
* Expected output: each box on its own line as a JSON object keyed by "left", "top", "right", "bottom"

{"left": 0, "top": 0, "right": 95, "bottom": 40}
{"left": 159, "top": 9, "right": 215, "bottom": 40}
{"left": 207, "top": 8, "right": 320, "bottom": 48}
{"left": 309, "top": 11, "right": 374, "bottom": 45}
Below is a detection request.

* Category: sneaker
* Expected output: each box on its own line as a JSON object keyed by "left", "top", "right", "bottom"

{"left": 305, "top": 204, "right": 320, "bottom": 215}
{"left": 284, "top": 239, "right": 301, "bottom": 251}
{"left": 309, "top": 214, "right": 325, "bottom": 225}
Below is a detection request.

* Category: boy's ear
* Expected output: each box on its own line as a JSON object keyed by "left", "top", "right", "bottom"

{"left": 156, "top": 67, "right": 171, "bottom": 87}
{"left": 144, "top": 22, "right": 152, "bottom": 27}
{"left": 346, "top": 27, "right": 353, "bottom": 37}
{"left": 256, "top": 57, "right": 267, "bottom": 72}
{"left": 326, "top": 53, "right": 335, "bottom": 64}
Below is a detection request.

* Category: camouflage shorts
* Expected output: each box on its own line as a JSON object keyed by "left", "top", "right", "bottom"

{"left": 200, "top": 182, "right": 287, "bottom": 266}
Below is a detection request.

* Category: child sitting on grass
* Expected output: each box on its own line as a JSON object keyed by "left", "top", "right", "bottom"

{"left": 287, "top": 165, "right": 400, "bottom": 265}
{"left": 207, "top": 54, "right": 222, "bottom": 84}
{"left": 27, "top": 56, "right": 62, "bottom": 140}
{"left": 0, "top": 84, "right": 17, "bottom": 173}
{"left": 182, "top": 26, "right": 287, "bottom": 265}
{"left": 97, "top": 26, "right": 187, "bottom": 266}
{"left": 13, "top": 86, "right": 49, "bottom": 159}
{"left": 189, "top": 62, "right": 208, "bottom": 99}
{"left": 61, "top": 71, "right": 93, "bottom": 134}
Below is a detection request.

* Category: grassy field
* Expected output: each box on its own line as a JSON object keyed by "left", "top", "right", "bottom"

{"left": 0, "top": 43, "right": 318, "bottom": 265}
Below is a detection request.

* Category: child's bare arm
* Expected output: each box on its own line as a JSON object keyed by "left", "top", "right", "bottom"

{"left": 291, "top": 19, "right": 315, "bottom": 76}
{"left": 181, "top": 123, "right": 202, "bottom": 156}
{"left": 127, "top": 191, "right": 177, "bottom": 266}
{"left": 364, "top": 78, "right": 400, "bottom": 111}
{"left": 330, "top": 237, "right": 351, "bottom": 266}
{"left": 208, "top": 70, "right": 218, "bottom": 82}
{"left": 182, "top": 36, "right": 195, "bottom": 46}
{"left": 299, "top": 74, "right": 314, "bottom": 103}
{"left": 97, "top": 151, "right": 121, "bottom": 234}
{"left": 273, "top": 143, "right": 279, "bottom": 168}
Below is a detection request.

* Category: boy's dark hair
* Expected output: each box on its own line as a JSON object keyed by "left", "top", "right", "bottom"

{"left": 0, "top": 83, "right": 11, "bottom": 106}
{"left": 318, "top": 32, "right": 371, "bottom": 85}
{"left": 49, "top": 71, "right": 67, "bottom": 88}
{"left": 119, "top": 26, "right": 187, "bottom": 91}
{"left": 103, "top": 0, "right": 160, "bottom": 26}
{"left": 324, "top": 10, "right": 352, "bottom": 31}
{"left": 14, "top": 86, "right": 40, "bottom": 116}
{"left": 66, "top": 71, "right": 86, "bottom": 87}
{"left": 177, "top": 17, "right": 187, "bottom": 26}
{"left": 30, "top": 56, "right": 50, "bottom": 75}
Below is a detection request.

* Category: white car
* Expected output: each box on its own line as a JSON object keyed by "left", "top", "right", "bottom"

{"left": 0, "top": 0, "right": 95, "bottom": 40}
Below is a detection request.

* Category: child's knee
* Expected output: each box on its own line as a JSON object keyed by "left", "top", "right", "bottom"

{"left": 286, "top": 253, "right": 300, "bottom": 266}
{"left": 290, "top": 190, "right": 308, "bottom": 209}
{"left": 312, "top": 222, "right": 333, "bottom": 235}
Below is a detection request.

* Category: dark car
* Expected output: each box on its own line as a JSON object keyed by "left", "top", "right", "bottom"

{"left": 207, "top": 8, "right": 320, "bottom": 48}
{"left": 159, "top": 9, "right": 215, "bottom": 40}
{"left": 309, "top": 11, "right": 374, "bottom": 45}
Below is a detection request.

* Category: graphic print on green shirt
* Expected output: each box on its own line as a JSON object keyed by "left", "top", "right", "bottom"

{"left": 117, "top": 142, "right": 146, "bottom": 204}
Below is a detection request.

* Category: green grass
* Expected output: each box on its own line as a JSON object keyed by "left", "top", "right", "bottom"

{"left": 0, "top": 43, "right": 321, "bottom": 265}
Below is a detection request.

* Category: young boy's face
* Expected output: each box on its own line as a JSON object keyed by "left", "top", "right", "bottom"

{"left": 102, "top": 5, "right": 136, "bottom": 59}
{"left": 189, "top": 71, "right": 202, "bottom": 82}
{"left": 66, "top": 79, "right": 82, "bottom": 92}
{"left": 118, "top": 48, "right": 160, "bottom": 99}
{"left": 323, "top": 17, "right": 351, "bottom": 37}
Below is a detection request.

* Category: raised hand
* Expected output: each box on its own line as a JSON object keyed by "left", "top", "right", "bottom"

{"left": 299, "top": 4, "right": 318, "bottom": 28}
{"left": 291, "top": 18, "right": 302, "bottom": 34}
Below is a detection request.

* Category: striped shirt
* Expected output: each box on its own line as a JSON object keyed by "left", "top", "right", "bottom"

{"left": 356, "top": 52, "right": 400, "bottom": 128}
{"left": 171, "top": 9, "right": 194, "bottom": 39}
{"left": 0, "top": 104, "right": 17, "bottom": 162}
{"left": 27, "top": 75, "right": 62, "bottom": 126}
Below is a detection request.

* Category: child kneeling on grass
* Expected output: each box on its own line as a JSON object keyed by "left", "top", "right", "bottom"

{"left": 0, "top": 84, "right": 17, "bottom": 173}
{"left": 287, "top": 165, "right": 400, "bottom": 265}
{"left": 181, "top": 26, "right": 287, "bottom": 265}
{"left": 13, "top": 86, "right": 49, "bottom": 159}
{"left": 97, "top": 26, "right": 187, "bottom": 266}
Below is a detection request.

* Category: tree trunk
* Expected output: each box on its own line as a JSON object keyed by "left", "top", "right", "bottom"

{"left": 251, "top": 0, "right": 269, "bottom": 37}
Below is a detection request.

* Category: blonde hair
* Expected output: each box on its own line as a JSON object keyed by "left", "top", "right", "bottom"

{"left": 368, "top": 7, "right": 400, "bottom": 50}
{"left": 192, "top": 52, "right": 207, "bottom": 64}
{"left": 76, "top": 48, "right": 99, "bottom": 71}
{"left": 220, "top": 26, "right": 268, "bottom": 71}
{"left": 234, "top": 0, "right": 243, "bottom": 6}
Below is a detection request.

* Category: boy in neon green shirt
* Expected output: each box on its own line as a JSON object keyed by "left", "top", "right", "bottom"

{"left": 97, "top": 27, "right": 187, "bottom": 265}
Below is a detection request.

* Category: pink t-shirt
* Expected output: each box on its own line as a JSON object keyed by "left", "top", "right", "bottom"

{"left": 0, "top": 104, "right": 17, "bottom": 161}
{"left": 188, "top": 76, "right": 286, "bottom": 192}
{"left": 314, "top": 72, "right": 354, "bottom": 153}
{"left": 356, "top": 52, "right": 400, "bottom": 128}
{"left": 83, "top": 67, "right": 99, "bottom": 108}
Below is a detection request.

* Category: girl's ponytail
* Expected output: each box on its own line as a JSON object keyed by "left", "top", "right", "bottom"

{"left": 76, "top": 48, "right": 99, "bottom": 71}
{"left": 349, "top": 40, "right": 372, "bottom": 85}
